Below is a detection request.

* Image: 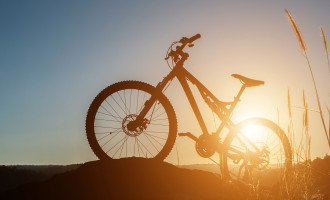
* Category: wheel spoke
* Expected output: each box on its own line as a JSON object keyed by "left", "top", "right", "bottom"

{"left": 101, "top": 129, "right": 122, "bottom": 147}
{"left": 149, "top": 111, "right": 166, "bottom": 121}
{"left": 144, "top": 132, "right": 164, "bottom": 146}
{"left": 119, "top": 136, "right": 129, "bottom": 158}
{"left": 149, "top": 123, "right": 169, "bottom": 126}
{"left": 117, "top": 91, "right": 130, "bottom": 115}
{"left": 143, "top": 133, "right": 159, "bottom": 152}
{"left": 129, "top": 89, "right": 132, "bottom": 114}
{"left": 99, "top": 106, "right": 122, "bottom": 121}
{"left": 105, "top": 99, "right": 123, "bottom": 119}
{"left": 112, "top": 136, "right": 128, "bottom": 158}
{"left": 136, "top": 136, "right": 154, "bottom": 157}
{"left": 136, "top": 89, "right": 140, "bottom": 114}
{"left": 144, "top": 130, "right": 169, "bottom": 134}
{"left": 144, "top": 132, "right": 167, "bottom": 140}
{"left": 106, "top": 135, "right": 126, "bottom": 156}
{"left": 95, "top": 118, "right": 121, "bottom": 123}
{"left": 86, "top": 82, "right": 175, "bottom": 160}
{"left": 110, "top": 94, "right": 127, "bottom": 116}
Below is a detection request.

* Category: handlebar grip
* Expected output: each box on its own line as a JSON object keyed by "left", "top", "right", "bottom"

{"left": 187, "top": 34, "right": 201, "bottom": 43}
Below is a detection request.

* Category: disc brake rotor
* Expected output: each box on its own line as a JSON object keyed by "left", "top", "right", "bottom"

{"left": 122, "top": 114, "right": 149, "bottom": 137}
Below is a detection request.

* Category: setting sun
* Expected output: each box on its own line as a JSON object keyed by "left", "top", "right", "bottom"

{"left": 242, "top": 124, "right": 262, "bottom": 141}
{"left": 1, "top": 1, "right": 329, "bottom": 199}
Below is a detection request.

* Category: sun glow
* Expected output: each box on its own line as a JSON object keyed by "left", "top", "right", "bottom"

{"left": 242, "top": 124, "right": 263, "bottom": 141}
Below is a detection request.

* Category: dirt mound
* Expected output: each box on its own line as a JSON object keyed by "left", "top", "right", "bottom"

{"left": 1, "top": 158, "right": 248, "bottom": 200}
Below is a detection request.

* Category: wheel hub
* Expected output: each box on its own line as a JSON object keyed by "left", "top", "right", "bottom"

{"left": 122, "top": 114, "right": 149, "bottom": 137}
{"left": 247, "top": 145, "right": 270, "bottom": 169}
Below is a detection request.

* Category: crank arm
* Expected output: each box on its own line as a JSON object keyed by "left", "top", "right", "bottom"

{"left": 178, "top": 132, "right": 198, "bottom": 142}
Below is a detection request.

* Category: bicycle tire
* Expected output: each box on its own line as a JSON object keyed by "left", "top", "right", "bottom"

{"left": 86, "top": 81, "right": 177, "bottom": 161}
{"left": 221, "top": 118, "right": 292, "bottom": 184}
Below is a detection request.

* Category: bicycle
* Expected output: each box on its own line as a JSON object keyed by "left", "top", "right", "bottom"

{"left": 85, "top": 34, "right": 292, "bottom": 183}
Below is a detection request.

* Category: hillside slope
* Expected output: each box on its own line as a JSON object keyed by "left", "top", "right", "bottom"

{"left": 1, "top": 158, "right": 248, "bottom": 200}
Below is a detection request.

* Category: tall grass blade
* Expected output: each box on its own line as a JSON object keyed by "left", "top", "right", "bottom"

{"left": 287, "top": 88, "right": 292, "bottom": 119}
{"left": 321, "top": 27, "right": 328, "bottom": 53}
{"left": 327, "top": 105, "right": 330, "bottom": 139}
{"left": 176, "top": 145, "right": 180, "bottom": 166}
{"left": 303, "top": 89, "right": 308, "bottom": 130}
{"left": 320, "top": 26, "right": 330, "bottom": 72}
{"left": 304, "top": 48, "right": 329, "bottom": 147}
{"left": 285, "top": 9, "right": 307, "bottom": 52}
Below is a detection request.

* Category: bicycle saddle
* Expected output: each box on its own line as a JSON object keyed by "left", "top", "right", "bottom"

{"left": 231, "top": 74, "right": 264, "bottom": 87}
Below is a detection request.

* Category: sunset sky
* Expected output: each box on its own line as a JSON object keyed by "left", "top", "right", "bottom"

{"left": 1, "top": 0, "right": 329, "bottom": 165}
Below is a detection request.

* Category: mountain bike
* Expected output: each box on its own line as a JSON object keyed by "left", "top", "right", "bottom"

{"left": 86, "top": 34, "right": 292, "bottom": 183}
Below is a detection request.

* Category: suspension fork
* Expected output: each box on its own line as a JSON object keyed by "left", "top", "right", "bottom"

{"left": 127, "top": 66, "right": 178, "bottom": 131}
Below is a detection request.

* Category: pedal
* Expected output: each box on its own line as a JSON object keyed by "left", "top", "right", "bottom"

{"left": 178, "top": 132, "right": 198, "bottom": 142}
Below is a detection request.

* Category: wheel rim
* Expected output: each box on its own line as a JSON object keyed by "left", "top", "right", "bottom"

{"left": 223, "top": 120, "right": 289, "bottom": 185}
{"left": 91, "top": 88, "right": 171, "bottom": 159}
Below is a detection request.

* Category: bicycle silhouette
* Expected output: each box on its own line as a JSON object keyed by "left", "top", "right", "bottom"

{"left": 86, "top": 34, "right": 292, "bottom": 183}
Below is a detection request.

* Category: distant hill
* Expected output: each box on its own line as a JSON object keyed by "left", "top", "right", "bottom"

{"left": 0, "top": 158, "right": 248, "bottom": 200}
{"left": 180, "top": 163, "right": 221, "bottom": 174}
{"left": 13, "top": 164, "right": 80, "bottom": 176}
{"left": 0, "top": 164, "right": 80, "bottom": 192}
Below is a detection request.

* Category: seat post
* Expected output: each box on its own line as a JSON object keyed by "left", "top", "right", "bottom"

{"left": 214, "top": 84, "right": 247, "bottom": 135}
{"left": 227, "top": 84, "right": 246, "bottom": 115}
{"left": 236, "top": 84, "right": 247, "bottom": 101}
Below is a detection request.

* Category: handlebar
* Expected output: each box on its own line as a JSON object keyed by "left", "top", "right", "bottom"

{"left": 165, "top": 33, "right": 201, "bottom": 65}
{"left": 187, "top": 33, "right": 201, "bottom": 43}
{"left": 179, "top": 33, "right": 201, "bottom": 44}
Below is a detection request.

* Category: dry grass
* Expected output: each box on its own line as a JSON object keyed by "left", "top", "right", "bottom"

{"left": 251, "top": 10, "right": 330, "bottom": 200}
{"left": 320, "top": 27, "right": 330, "bottom": 72}
{"left": 285, "top": 9, "right": 330, "bottom": 147}
{"left": 274, "top": 9, "right": 330, "bottom": 200}
{"left": 285, "top": 10, "right": 306, "bottom": 51}
{"left": 274, "top": 89, "right": 315, "bottom": 200}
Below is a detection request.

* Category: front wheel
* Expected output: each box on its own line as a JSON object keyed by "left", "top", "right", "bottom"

{"left": 86, "top": 81, "right": 177, "bottom": 161}
{"left": 221, "top": 118, "right": 292, "bottom": 185}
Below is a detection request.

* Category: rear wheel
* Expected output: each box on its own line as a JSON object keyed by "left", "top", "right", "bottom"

{"left": 86, "top": 81, "right": 177, "bottom": 161}
{"left": 221, "top": 118, "right": 292, "bottom": 185}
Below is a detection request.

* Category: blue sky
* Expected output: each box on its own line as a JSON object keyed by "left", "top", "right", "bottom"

{"left": 1, "top": 0, "right": 329, "bottom": 164}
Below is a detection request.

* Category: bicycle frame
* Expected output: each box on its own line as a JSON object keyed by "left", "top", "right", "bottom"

{"left": 135, "top": 56, "right": 247, "bottom": 140}
{"left": 86, "top": 34, "right": 291, "bottom": 181}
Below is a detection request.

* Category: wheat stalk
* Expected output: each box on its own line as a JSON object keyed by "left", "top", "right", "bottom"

{"left": 321, "top": 27, "right": 328, "bottom": 53}
{"left": 285, "top": 9, "right": 330, "bottom": 147}
{"left": 320, "top": 26, "right": 330, "bottom": 72}
{"left": 320, "top": 27, "right": 330, "bottom": 72}
{"left": 302, "top": 89, "right": 311, "bottom": 162}
{"left": 285, "top": 9, "right": 306, "bottom": 52}
{"left": 287, "top": 88, "right": 295, "bottom": 155}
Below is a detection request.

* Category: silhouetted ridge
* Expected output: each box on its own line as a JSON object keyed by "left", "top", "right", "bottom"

{"left": 1, "top": 158, "right": 247, "bottom": 200}
{"left": 0, "top": 166, "right": 49, "bottom": 193}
